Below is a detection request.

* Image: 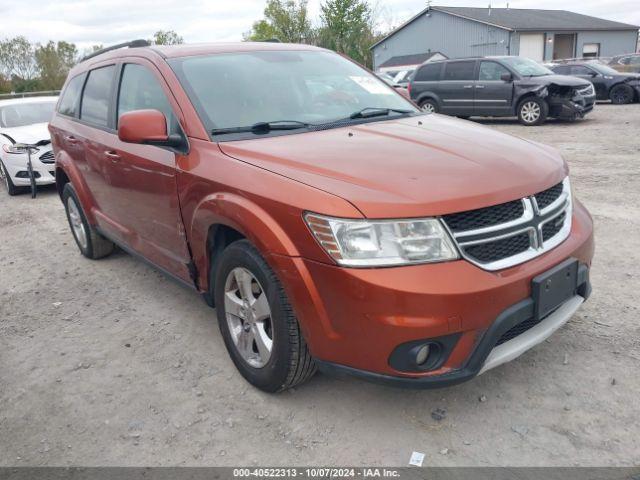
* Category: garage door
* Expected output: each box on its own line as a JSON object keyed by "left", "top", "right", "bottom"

{"left": 519, "top": 33, "right": 545, "bottom": 61}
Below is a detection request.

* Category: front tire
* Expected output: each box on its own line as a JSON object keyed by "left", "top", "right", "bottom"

{"left": 609, "top": 84, "right": 634, "bottom": 104}
{"left": 0, "top": 161, "right": 24, "bottom": 196}
{"left": 214, "top": 239, "right": 316, "bottom": 392}
{"left": 62, "top": 183, "right": 115, "bottom": 259}
{"left": 419, "top": 99, "right": 438, "bottom": 114}
{"left": 517, "top": 97, "right": 548, "bottom": 126}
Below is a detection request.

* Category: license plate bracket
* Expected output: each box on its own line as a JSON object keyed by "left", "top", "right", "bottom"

{"left": 532, "top": 258, "right": 579, "bottom": 320}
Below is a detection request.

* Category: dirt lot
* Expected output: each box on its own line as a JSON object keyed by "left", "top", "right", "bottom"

{"left": 1, "top": 104, "right": 639, "bottom": 467}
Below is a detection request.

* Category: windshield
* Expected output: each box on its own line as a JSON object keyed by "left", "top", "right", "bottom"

{"left": 0, "top": 101, "right": 56, "bottom": 128}
{"left": 169, "top": 50, "right": 417, "bottom": 136}
{"left": 588, "top": 63, "right": 622, "bottom": 76}
{"left": 502, "top": 57, "right": 554, "bottom": 77}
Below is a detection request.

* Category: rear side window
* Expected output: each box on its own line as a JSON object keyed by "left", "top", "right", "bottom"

{"left": 552, "top": 65, "right": 570, "bottom": 75}
{"left": 57, "top": 74, "right": 85, "bottom": 117}
{"left": 478, "top": 61, "right": 510, "bottom": 81}
{"left": 443, "top": 61, "right": 476, "bottom": 81}
{"left": 80, "top": 65, "right": 116, "bottom": 127}
{"left": 414, "top": 63, "right": 442, "bottom": 81}
{"left": 117, "top": 64, "right": 176, "bottom": 133}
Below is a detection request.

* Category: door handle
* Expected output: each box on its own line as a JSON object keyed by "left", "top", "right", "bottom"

{"left": 463, "top": 85, "right": 473, "bottom": 89}
{"left": 104, "top": 151, "right": 121, "bottom": 163}
{"left": 65, "top": 135, "right": 78, "bottom": 144}
{"left": 475, "top": 85, "right": 485, "bottom": 89}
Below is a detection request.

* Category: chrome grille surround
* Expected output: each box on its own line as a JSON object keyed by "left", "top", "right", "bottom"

{"left": 441, "top": 178, "right": 572, "bottom": 271}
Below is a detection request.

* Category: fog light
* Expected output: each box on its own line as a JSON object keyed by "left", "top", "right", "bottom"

{"left": 415, "top": 345, "right": 430, "bottom": 365}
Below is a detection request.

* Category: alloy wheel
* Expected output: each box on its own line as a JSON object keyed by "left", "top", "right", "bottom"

{"left": 521, "top": 101, "right": 541, "bottom": 124}
{"left": 612, "top": 89, "right": 631, "bottom": 104}
{"left": 421, "top": 102, "right": 436, "bottom": 113}
{"left": 67, "top": 196, "right": 88, "bottom": 250}
{"left": 224, "top": 267, "right": 273, "bottom": 368}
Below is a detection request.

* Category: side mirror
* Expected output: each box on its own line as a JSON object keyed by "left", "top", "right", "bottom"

{"left": 500, "top": 72, "right": 513, "bottom": 82}
{"left": 118, "top": 109, "right": 182, "bottom": 148}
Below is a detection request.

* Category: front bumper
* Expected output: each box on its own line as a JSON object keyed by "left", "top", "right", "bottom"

{"left": 317, "top": 273, "right": 589, "bottom": 388}
{"left": 268, "top": 200, "right": 594, "bottom": 388}
{"left": 551, "top": 94, "right": 596, "bottom": 119}
{"left": 1, "top": 149, "right": 56, "bottom": 186}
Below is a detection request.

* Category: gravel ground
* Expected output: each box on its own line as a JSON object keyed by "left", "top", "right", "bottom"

{"left": 1, "top": 104, "right": 639, "bottom": 467}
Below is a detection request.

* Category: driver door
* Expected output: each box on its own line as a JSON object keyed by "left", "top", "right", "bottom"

{"left": 102, "top": 59, "right": 192, "bottom": 281}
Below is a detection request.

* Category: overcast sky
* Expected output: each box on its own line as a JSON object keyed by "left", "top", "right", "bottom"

{"left": 2, "top": 0, "right": 639, "bottom": 51}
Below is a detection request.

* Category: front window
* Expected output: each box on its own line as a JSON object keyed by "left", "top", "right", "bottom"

{"left": 502, "top": 57, "right": 553, "bottom": 77}
{"left": 169, "top": 50, "right": 417, "bottom": 138}
{"left": 0, "top": 101, "right": 56, "bottom": 128}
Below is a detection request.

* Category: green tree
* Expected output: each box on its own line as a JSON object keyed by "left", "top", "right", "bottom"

{"left": 244, "top": 0, "right": 314, "bottom": 43}
{"left": 0, "top": 36, "right": 38, "bottom": 82}
{"left": 152, "top": 30, "right": 184, "bottom": 45}
{"left": 35, "top": 41, "right": 78, "bottom": 90}
{"left": 318, "top": 0, "right": 377, "bottom": 67}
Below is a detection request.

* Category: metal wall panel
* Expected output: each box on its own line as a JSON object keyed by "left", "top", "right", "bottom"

{"left": 372, "top": 10, "right": 512, "bottom": 69}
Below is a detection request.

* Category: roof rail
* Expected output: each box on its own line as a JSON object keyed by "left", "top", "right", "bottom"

{"left": 80, "top": 39, "right": 151, "bottom": 62}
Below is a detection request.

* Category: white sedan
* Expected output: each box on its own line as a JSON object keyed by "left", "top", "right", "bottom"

{"left": 0, "top": 96, "right": 57, "bottom": 196}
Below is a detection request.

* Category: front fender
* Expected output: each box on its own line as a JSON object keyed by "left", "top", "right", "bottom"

{"left": 189, "top": 192, "right": 300, "bottom": 290}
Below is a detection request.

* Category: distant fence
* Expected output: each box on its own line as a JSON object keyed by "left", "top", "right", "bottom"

{"left": 0, "top": 90, "right": 60, "bottom": 99}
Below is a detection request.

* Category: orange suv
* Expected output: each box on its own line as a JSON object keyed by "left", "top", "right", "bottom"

{"left": 49, "top": 41, "right": 594, "bottom": 392}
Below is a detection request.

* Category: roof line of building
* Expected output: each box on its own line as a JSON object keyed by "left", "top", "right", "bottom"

{"left": 370, "top": 6, "right": 511, "bottom": 50}
{"left": 370, "top": 6, "right": 640, "bottom": 50}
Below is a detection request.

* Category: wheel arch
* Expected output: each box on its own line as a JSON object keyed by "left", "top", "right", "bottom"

{"left": 55, "top": 151, "right": 97, "bottom": 224}
{"left": 189, "top": 192, "right": 300, "bottom": 295}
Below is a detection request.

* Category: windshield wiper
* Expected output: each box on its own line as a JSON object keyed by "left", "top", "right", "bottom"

{"left": 212, "top": 120, "right": 310, "bottom": 135}
{"left": 348, "top": 107, "right": 414, "bottom": 119}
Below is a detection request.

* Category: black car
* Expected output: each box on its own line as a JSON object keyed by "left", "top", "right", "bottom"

{"left": 409, "top": 56, "right": 596, "bottom": 126}
{"left": 550, "top": 62, "right": 640, "bottom": 104}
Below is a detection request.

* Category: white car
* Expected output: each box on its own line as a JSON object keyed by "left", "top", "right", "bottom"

{"left": 0, "top": 96, "right": 57, "bottom": 196}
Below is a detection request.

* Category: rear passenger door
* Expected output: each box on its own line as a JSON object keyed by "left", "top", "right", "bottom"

{"left": 103, "top": 60, "right": 192, "bottom": 280}
{"left": 474, "top": 60, "right": 514, "bottom": 115}
{"left": 438, "top": 60, "right": 476, "bottom": 114}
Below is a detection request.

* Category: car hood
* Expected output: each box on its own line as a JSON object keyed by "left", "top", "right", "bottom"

{"left": 219, "top": 115, "right": 567, "bottom": 218}
{"left": 0, "top": 122, "right": 50, "bottom": 144}
{"left": 521, "top": 74, "right": 591, "bottom": 87}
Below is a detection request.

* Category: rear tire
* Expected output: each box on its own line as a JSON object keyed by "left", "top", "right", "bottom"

{"left": 609, "top": 84, "right": 634, "bottom": 104}
{"left": 419, "top": 99, "right": 438, "bottom": 114}
{"left": 214, "top": 239, "right": 316, "bottom": 392}
{"left": 517, "top": 97, "right": 548, "bottom": 126}
{"left": 62, "top": 183, "right": 115, "bottom": 259}
{"left": 0, "top": 161, "right": 25, "bottom": 196}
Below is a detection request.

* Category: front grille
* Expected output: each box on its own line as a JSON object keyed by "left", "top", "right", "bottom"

{"left": 39, "top": 150, "right": 55, "bottom": 164}
{"left": 441, "top": 178, "right": 572, "bottom": 271}
{"left": 464, "top": 233, "right": 530, "bottom": 263}
{"left": 542, "top": 211, "right": 566, "bottom": 241}
{"left": 443, "top": 200, "right": 524, "bottom": 233}
{"left": 496, "top": 316, "right": 544, "bottom": 346}
{"left": 534, "top": 182, "right": 563, "bottom": 210}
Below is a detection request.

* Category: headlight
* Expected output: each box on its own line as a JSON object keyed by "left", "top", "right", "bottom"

{"left": 2, "top": 144, "right": 37, "bottom": 154}
{"left": 305, "top": 213, "right": 459, "bottom": 267}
